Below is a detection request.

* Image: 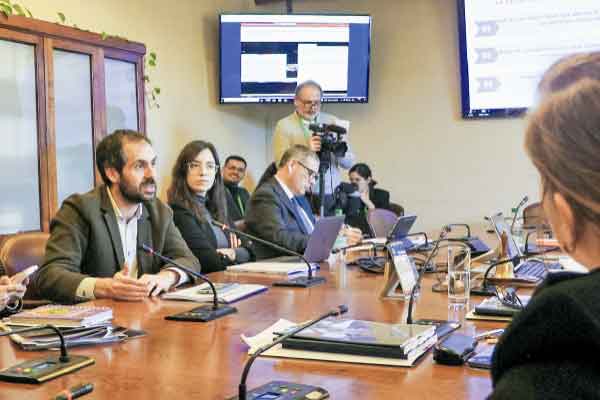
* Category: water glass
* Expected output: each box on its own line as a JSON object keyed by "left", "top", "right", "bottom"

{"left": 447, "top": 245, "right": 471, "bottom": 307}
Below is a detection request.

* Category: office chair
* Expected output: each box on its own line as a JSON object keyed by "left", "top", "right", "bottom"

{"left": 0, "top": 232, "right": 49, "bottom": 299}
{"left": 522, "top": 202, "right": 549, "bottom": 230}
{"left": 388, "top": 202, "right": 404, "bottom": 217}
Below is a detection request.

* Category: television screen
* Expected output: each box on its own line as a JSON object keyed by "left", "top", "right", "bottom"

{"left": 219, "top": 14, "right": 371, "bottom": 104}
{"left": 458, "top": 0, "right": 600, "bottom": 118}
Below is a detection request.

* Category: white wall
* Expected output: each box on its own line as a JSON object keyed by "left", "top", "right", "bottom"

{"left": 23, "top": 0, "right": 540, "bottom": 231}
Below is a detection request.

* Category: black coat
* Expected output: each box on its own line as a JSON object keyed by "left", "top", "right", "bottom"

{"left": 341, "top": 186, "right": 390, "bottom": 235}
{"left": 225, "top": 184, "right": 250, "bottom": 222}
{"left": 490, "top": 269, "right": 600, "bottom": 399}
{"left": 170, "top": 203, "right": 253, "bottom": 274}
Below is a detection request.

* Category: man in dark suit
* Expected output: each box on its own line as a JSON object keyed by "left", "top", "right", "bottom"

{"left": 245, "top": 145, "right": 319, "bottom": 259}
{"left": 222, "top": 155, "right": 250, "bottom": 225}
{"left": 35, "top": 130, "right": 200, "bottom": 303}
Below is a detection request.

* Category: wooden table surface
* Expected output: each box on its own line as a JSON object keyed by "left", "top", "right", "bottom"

{"left": 0, "top": 255, "right": 507, "bottom": 399}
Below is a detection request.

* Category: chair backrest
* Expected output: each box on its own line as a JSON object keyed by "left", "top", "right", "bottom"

{"left": 367, "top": 208, "right": 399, "bottom": 237}
{"left": 0, "top": 232, "right": 49, "bottom": 277}
{"left": 388, "top": 203, "right": 404, "bottom": 217}
{"left": 522, "top": 202, "right": 548, "bottom": 229}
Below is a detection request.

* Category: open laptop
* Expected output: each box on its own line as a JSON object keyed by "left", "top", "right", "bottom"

{"left": 489, "top": 212, "right": 562, "bottom": 279}
{"left": 364, "top": 215, "right": 418, "bottom": 247}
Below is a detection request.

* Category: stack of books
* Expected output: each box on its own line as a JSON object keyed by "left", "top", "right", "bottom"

{"left": 6, "top": 304, "right": 113, "bottom": 328}
{"left": 162, "top": 282, "right": 267, "bottom": 304}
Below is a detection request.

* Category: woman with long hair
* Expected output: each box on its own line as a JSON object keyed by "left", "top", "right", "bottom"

{"left": 167, "top": 141, "right": 252, "bottom": 273}
{"left": 490, "top": 52, "right": 600, "bottom": 398}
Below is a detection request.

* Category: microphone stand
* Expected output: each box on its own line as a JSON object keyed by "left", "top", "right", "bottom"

{"left": 0, "top": 324, "right": 94, "bottom": 383}
{"left": 510, "top": 195, "right": 529, "bottom": 233}
{"left": 141, "top": 244, "right": 237, "bottom": 322}
{"left": 233, "top": 305, "right": 348, "bottom": 400}
{"left": 211, "top": 221, "right": 326, "bottom": 288}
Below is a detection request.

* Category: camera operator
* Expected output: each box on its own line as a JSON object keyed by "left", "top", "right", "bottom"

{"left": 273, "top": 80, "right": 355, "bottom": 216}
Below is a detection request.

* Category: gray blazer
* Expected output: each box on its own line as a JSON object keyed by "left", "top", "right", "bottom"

{"left": 245, "top": 178, "right": 315, "bottom": 260}
{"left": 35, "top": 186, "right": 200, "bottom": 303}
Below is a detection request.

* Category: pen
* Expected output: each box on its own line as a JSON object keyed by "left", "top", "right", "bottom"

{"left": 53, "top": 382, "right": 94, "bottom": 400}
{"left": 474, "top": 328, "right": 504, "bottom": 341}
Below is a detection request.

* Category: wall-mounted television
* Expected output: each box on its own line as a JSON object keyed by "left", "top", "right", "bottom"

{"left": 219, "top": 13, "right": 371, "bottom": 104}
{"left": 458, "top": 0, "right": 600, "bottom": 118}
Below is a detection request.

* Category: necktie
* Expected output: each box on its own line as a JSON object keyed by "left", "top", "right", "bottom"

{"left": 292, "top": 197, "right": 314, "bottom": 234}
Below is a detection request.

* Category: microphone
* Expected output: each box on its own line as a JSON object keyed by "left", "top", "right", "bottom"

{"left": 445, "top": 223, "right": 491, "bottom": 257}
{"left": 0, "top": 325, "right": 94, "bottom": 383}
{"left": 235, "top": 305, "right": 348, "bottom": 400}
{"left": 211, "top": 221, "right": 325, "bottom": 288}
{"left": 308, "top": 123, "right": 347, "bottom": 135}
{"left": 406, "top": 225, "right": 452, "bottom": 324}
{"left": 510, "top": 195, "right": 529, "bottom": 233}
{"left": 52, "top": 383, "right": 94, "bottom": 400}
{"left": 140, "top": 244, "right": 237, "bottom": 321}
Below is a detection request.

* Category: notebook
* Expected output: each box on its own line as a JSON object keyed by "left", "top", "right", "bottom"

{"left": 162, "top": 282, "right": 267, "bottom": 304}
{"left": 7, "top": 305, "right": 113, "bottom": 328}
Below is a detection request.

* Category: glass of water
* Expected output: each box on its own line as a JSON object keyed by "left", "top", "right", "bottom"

{"left": 447, "top": 244, "right": 471, "bottom": 308}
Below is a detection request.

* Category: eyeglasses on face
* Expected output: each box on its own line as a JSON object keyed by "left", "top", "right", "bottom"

{"left": 296, "top": 160, "right": 318, "bottom": 180}
{"left": 298, "top": 99, "right": 322, "bottom": 107}
{"left": 187, "top": 161, "right": 218, "bottom": 173}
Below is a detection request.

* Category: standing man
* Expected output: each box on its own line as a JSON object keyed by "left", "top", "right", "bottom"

{"left": 35, "top": 130, "right": 200, "bottom": 303}
{"left": 273, "top": 80, "right": 355, "bottom": 216}
{"left": 222, "top": 155, "right": 250, "bottom": 225}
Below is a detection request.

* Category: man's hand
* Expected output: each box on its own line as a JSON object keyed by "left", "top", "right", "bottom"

{"left": 216, "top": 248, "right": 236, "bottom": 261}
{"left": 343, "top": 226, "right": 363, "bottom": 246}
{"left": 139, "top": 270, "right": 179, "bottom": 297}
{"left": 309, "top": 135, "right": 322, "bottom": 152}
{"left": 94, "top": 264, "right": 149, "bottom": 301}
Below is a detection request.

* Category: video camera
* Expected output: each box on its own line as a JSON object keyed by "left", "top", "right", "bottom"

{"left": 309, "top": 123, "right": 348, "bottom": 160}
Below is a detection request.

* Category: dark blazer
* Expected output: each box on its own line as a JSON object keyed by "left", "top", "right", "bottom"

{"left": 170, "top": 203, "right": 253, "bottom": 273}
{"left": 342, "top": 186, "right": 390, "bottom": 235}
{"left": 225, "top": 184, "right": 250, "bottom": 222}
{"left": 245, "top": 177, "right": 315, "bottom": 260}
{"left": 490, "top": 269, "right": 600, "bottom": 399}
{"left": 35, "top": 186, "right": 200, "bottom": 303}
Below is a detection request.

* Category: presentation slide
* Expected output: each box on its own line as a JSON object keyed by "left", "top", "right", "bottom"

{"left": 461, "top": 0, "right": 600, "bottom": 117}
{"left": 220, "top": 14, "right": 371, "bottom": 104}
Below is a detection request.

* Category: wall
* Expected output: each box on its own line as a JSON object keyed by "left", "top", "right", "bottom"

{"left": 23, "top": 0, "right": 539, "bottom": 231}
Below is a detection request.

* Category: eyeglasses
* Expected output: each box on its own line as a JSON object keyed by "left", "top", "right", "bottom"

{"left": 494, "top": 286, "right": 524, "bottom": 310}
{"left": 187, "top": 161, "right": 218, "bottom": 173}
{"left": 298, "top": 99, "right": 321, "bottom": 107}
{"left": 296, "top": 160, "right": 318, "bottom": 180}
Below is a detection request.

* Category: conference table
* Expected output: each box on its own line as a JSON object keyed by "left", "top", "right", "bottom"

{"left": 0, "top": 249, "right": 509, "bottom": 400}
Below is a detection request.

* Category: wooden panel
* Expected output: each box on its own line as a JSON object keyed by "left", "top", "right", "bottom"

{"left": 43, "top": 37, "right": 58, "bottom": 217}
{"left": 0, "top": 14, "right": 145, "bottom": 54}
{"left": 92, "top": 49, "right": 107, "bottom": 186}
{"left": 136, "top": 55, "right": 147, "bottom": 134}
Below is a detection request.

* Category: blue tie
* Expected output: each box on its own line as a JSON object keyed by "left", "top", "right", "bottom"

{"left": 292, "top": 197, "right": 314, "bottom": 234}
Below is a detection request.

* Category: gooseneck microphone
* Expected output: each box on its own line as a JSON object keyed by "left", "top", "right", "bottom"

{"left": 236, "top": 305, "right": 348, "bottom": 400}
{"left": 211, "top": 221, "right": 325, "bottom": 288}
{"left": 141, "top": 244, "right": 237, "bottom": 321}
{"left": 406, "top": 225, "right": 452, "bottom": 325}
{"left": 0, "top": 325, "right": 94, "bottom": 383}
{"left": 510, "top": 195, "right": 529, "bottom": 233}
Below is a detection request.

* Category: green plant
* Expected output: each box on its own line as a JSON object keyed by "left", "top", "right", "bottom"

{"left": 1, "top": 2, "right": 161, "bottom": 109}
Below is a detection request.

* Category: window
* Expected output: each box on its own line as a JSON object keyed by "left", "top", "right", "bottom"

{"left": 0, "top": 15, "right": 147, "bottom": 236}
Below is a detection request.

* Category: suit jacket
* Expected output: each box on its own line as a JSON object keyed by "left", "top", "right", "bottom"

{"left": 245, "top": 177, "right": 315, "bottom": 260}
{"left": 273, "top": 111, "right": 355, "bottom": 195}
{"left": 225, "top": 184, "right": 250, "bottom": 222}
{"left": 170, "top": 203, "right": 253, "bottom": 273}
{"left": 489, "top": 269, "right": 600, "bottom": 399}
{"left": 35, "top": 186, "right": 200, "bottom": 303}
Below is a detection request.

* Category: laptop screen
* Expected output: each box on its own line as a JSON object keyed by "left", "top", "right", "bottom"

{"left": 489, "top": 212, "right": 521, "bottom": 259}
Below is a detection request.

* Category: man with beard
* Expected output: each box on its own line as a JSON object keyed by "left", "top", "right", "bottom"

{"left": 35, "top": 130, "right": 200, "bottom": 303}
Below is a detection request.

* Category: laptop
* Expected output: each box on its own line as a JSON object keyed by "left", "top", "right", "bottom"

{"left": 364, "top": 215, "right": 418, "bottom": 247}
{"left": 489, "top": 212, "right": 562, "bottom": 279}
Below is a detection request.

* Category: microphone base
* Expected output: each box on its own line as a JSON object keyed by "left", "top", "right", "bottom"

{"left": 0, "top": 354, "right": 94, "bottom": 384}
{"left": 227, "top": 380, "right": 329, "bottom": 400}
{"left": 273, "top": 276, "right": 326, "bottom": 288}
{"left": 165, "top": 304, "right": 238, "bottom": 322}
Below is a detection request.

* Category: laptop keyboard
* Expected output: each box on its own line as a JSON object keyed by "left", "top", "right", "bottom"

{"left": 515, "top": 260, "right": 562, "bottom": 279}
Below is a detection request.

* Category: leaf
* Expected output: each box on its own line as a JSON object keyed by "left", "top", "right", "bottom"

{"left": 101, "top": 31, "right": 108, "bottom": 40}
{"left": 153, "top": 87, "right": 161, "bottom": 95}
{"left": 13, "top": 3, "right": 24, "bottom": 16}
{"left": 143, "top": 75, "right": 149, "bottom": 82}
{"left": 0, "top": 4, "right": 13, "bottom": 16}
{"left": 149, "top": 52, "right": 156, "bottom": 60}
{"left": 57, "top": 11, "right": 65, "bottom": 23}
{"left": 24, "top": 7, "right": 32, "bottom": 17}
{"left": 148, "top": 59, "right": 156, "bottom": 67}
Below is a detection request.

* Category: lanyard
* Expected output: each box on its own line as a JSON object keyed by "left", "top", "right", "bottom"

{"left": 236, "top": 194, "right": 245, "bottom": 214}
{"left": 296, "top": 112, "right": 315, "bottom": 140}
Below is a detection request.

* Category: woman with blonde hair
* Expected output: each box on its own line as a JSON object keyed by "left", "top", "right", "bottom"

{"left": 490, "top": 52, "right": 600, "bottom": 398}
